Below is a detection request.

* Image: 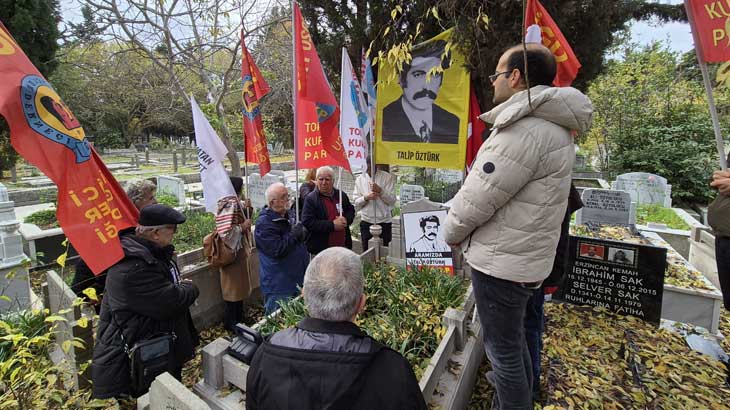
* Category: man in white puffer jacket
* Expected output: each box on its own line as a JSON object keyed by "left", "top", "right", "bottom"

{"left": 444, "top": 44, "right": 593, "bottom": 410}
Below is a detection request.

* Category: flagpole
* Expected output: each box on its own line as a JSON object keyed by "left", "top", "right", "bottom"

{"left": 241, "top": 28, "right": 251, "bottom": 219}
{"left": 292, "top": 0, "right": 301, "bottom": 221}
{"left": 685, "top": 0, "right": 727, "bottom": 169}
{"left": 338, "top": 167, "right": 343, "bottom": 217}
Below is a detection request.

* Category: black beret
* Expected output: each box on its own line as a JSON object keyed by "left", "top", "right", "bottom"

{"left": 138, "top": 204, "right": 186, "bottom": 227}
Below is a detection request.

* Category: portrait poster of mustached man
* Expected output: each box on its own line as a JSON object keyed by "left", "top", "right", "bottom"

{"left": 375, "top": 29, "right": 469, "bottom": 170}
{"left": 403, "top": 210, "right": 454, "bottom": 275}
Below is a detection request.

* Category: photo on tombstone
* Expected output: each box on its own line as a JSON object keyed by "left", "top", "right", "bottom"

{"left": 608, "top": 247, "right": 636, "bottom": 267}
{"left": 402, "top": 209, "right": 453, "bottom": 275}
{"left": 579, "top": 243, "right": 605, "bottom": 260}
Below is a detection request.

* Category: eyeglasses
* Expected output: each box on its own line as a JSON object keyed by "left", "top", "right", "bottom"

{"left": 489, "top": 71, "right": 511, "bottom": 83}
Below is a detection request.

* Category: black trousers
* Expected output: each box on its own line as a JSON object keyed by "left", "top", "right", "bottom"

{"left": 360, "top": 221, "right": 392, "bottom": 251}
{"left": 716, "top": 236, "right": 730, "bottom": 310}
{"left": 224, "top": 300, "right": 244, "bottom": 332}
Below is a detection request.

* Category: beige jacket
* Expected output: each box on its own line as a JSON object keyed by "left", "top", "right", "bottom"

{"left": 443, "top": 86, "right": 593, "bottom": 282}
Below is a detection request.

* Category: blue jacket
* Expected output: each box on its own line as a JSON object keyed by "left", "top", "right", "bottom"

{"left": 255, "top": 207, "right": 308, "bottom": 296}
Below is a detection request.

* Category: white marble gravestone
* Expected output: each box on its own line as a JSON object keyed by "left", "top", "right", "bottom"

{"left": 575, "top": 188, "right": 636, "bottom": 226}
{"left": 400, "top": 184, "right": 426, "bottom": 204}
{"left": 611, "top": 172, "right": 671, "bottom": 207}
{"left": 248, "top": 173, "right": 286, "bottom": 209}
{"left": 157, "top": 175, "right": 186, "bottom": 206}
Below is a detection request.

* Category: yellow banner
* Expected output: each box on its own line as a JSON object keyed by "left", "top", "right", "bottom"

{"left": 375, "top": 29, "right": 469, "bottom": 170}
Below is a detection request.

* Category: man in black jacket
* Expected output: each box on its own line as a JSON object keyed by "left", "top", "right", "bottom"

{"left": 301, "top": 166, "right": 356, "bottom": 255}
{"left": 91, "top": 204, "right": 199, "bottom": 399}
{"left": 246, "top": 247, "right": 426, "bottom": 410}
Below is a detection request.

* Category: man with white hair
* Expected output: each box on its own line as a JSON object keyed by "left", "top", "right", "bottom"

{"left": 246, "top": 247, "right": 426, "bottom": 410}
{"left": 254, "top": 182, "right": 309, "bottom": 314}
{"left": 301, "top": 166, "right": 355, "bottom": 255}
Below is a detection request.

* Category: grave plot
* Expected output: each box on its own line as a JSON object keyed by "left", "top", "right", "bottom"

{"left": 194, "top": 263, "right": 485, "bottom": 410}
{"left": 467, "top": 304, "right": 730, "bottom": 409}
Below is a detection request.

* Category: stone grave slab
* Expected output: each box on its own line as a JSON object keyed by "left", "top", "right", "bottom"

{"left": 400, "top": 184, "right": 426, "bottom": 204}
{"left": 157, "top": 175, "right": 186, "bottom": 206}
{"left": 248, "top": 173, "right": 286, "bottom": 209}
{"left": 149, "top": 372, "right": 211, "bottom": 410}
{"left": 334, "top": 167, "right": 357, "bottom": 196}
{"left": 611, "top": 172, "right": 671, "bottom": 207}
{"left": 556, "top": 235, "right": 667, "bottom": 324}
{"left": 575, "top": 189, "right": 635, "bottom": 226}
{"left": 434, "top": 169, "right": 463, "bottom": 184}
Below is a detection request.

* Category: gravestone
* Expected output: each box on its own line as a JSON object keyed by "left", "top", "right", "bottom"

{"left": 0, "top": 183, "right": 31, "bottom": 314}
{"left": 334, "top": 167, "right": 357, "bottom": 196}
{"left": 248, "top": 173, "right": 286, "bottom": 209}
{"left": 434, "top": 169, "right": 463, "bottom": 184}
{"left": 268, "top": 170, "right": 287, "bottom": 181}
{"left": 400, "top": 198, "right": 456, "bottom": 274}
{"left": 400, "top": 184, "right": 426, "bottom": 204}
{"left": 575, "top": 189, "right": 636, "bottom": 226}
{"left": 555, "top": 236, "right": 667, "bottom": 324}
{"left": 157, "top": 175, "right": 186, "bottom": 206}
{"left": 611, "top": 172, "right": 672, "bottom": 207}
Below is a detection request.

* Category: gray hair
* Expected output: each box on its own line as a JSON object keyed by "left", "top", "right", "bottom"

{"left": 126, "top": 179, "right": 157, "bottom": 203}
{"left": 303, "top": 247, "right": 363, "bottom": 321}
{"left": 265, "top": 182, "right": 287, "bottom": 204}
{"left": 316, "top": 166, "right": 335, "bottom": 179}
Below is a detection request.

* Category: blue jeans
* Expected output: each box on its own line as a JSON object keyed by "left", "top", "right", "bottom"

{"left": 472, "top": 270, "right": 534, "bottom": 410}
{"left": 524, "top": 287, "right": 545, "bottom": 401}
{"left": 264, "top": 293, "right": 295, "bottom": 315}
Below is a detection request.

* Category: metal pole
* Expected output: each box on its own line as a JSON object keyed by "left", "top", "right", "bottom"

{"left": 292, "top": 0, "right": 300, "bottom": 222}
{"left": 338, "top": 167, "right": 343, "bottom": 217}
{"left": 685, "top": 0, "right": 727, "bottom": 170}
{"left": 698, "top": 60, "right": 727, "bottom": 169}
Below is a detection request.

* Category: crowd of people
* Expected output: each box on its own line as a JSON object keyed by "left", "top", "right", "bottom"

{"left": 79, "top": 41, "right": 730, "bottom": 410}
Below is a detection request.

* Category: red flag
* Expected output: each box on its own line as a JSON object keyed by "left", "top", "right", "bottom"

{"left": 466, "top": 86, "right": 485, "bottom": 174}
{"left": 293, "top": 4, "right": 350, "bottom": 171}
{"left": 0, "top": 23, "right": 139, "bottom": 274}
{"left": 685, "top": 0, "right": 730, "bottom": 63}
{"left": 241, "top": 30, "right": 272, "bottom": 176}
{"left": 525, "top": 0, "right": 581, "bottom": 86}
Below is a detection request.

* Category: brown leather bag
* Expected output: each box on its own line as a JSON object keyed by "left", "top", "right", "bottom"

{"left": 203, "top": 231, "right": 236, "bottom": 267}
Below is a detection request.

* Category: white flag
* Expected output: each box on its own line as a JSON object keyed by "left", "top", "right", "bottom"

{"left": 360, "top": 48, "right": 377, "bottom": 142}
{"left": 525, "top": 24, "right": 542, "bottom": 44}
{"left": 339, "top": 48, "right": 369, "bottom": 174}
{"left": 191, "top": 96, "right": 236, "bottom": 212}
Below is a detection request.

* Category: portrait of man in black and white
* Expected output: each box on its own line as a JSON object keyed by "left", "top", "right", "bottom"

{"left": 408, "top": 215, "right": 451, "bottom": 253}
{"left": 381, "top": 40, "right": 460, "bottom": 144}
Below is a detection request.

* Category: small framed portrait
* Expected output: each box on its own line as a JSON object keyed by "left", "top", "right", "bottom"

{"left": 608, "top": 247, "right": 635, "bottom": 266}
{"left": 579, "top": 243, "right": 605, "bottom": 260}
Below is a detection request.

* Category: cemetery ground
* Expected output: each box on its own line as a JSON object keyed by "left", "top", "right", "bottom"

{"left": 3, "top": 150, "right": 730, "bottom": 409}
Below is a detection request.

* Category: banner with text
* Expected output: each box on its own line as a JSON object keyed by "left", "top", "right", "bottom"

{"left": 685, "top": 0, "right": 730, "bottom": 63}
{"left": 375, "top": 29, "right": 469, "bottom": 170}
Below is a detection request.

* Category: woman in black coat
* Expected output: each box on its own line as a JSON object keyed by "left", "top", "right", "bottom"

{"left": 91, "top": 204, "right": 199, "bottom": 399}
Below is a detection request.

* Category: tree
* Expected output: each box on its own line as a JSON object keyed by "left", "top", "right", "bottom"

{"left": 584, "top": 43, "right": 725, "bottom": 205}
{"left": 0, "top": 0, "right": 61, "bottom": 176}
{"left": 83, "top": 0, "right": 281, "bottom": 175}
{"left": 50, "top": 43, "right": 197, "bottom": 148}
